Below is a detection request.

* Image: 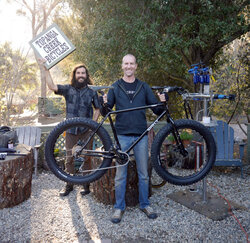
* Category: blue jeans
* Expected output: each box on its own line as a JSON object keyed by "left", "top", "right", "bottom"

{"left": 114, "top": 135, "right": 149, "bottom": 210}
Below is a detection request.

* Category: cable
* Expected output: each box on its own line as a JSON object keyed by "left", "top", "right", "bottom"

{"left": 207, "top": 181, "right": 249, "bottom": 242}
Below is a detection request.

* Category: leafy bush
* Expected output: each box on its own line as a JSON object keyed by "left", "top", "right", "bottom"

{"left": 168, "top": 130, "right": 193, "bottom": 142}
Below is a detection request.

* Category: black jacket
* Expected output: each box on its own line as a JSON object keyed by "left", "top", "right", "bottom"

{"left": 107, "top": 79, "right": 163, "bottom": 135}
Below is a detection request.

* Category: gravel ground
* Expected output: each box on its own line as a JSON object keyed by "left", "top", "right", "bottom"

{"left": 0, "top": 167, "right": 249, "bottom": 243}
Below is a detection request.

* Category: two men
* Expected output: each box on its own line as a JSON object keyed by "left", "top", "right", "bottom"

{"left": 41, "top": 54, "right": 164, "bottom": 223}
{"left": 40, "top": 61, "right": 100, "bottom": 196}
{"left": 104, "top": 54, "right": 165, "bottom": 223}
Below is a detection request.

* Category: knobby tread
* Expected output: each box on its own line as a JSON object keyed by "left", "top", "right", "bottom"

{"left": 45, "top": 117, "right": 112, "bottom": 184}
{"left": 151, "top": 119, "right": 216, "bottom": 185}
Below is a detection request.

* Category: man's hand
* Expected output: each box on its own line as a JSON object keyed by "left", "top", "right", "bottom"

{"left": 103, "top": 94, "right": 108, "bottom": 103}
{"left": 37, "top": 58, "right": 47, "bottom": 69}
{"left": 157, "top": 92, "right": 166, "bottom": 102}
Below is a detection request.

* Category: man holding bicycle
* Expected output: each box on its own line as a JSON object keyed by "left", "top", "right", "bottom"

{"left": 39, "top": 59, "right": 100, "bottom": 197}
{"left": 104, "top": 54, "right": 165, "bottom": 223}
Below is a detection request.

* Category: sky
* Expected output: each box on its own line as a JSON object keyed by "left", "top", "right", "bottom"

{"left": 0, "top": 0, "right": 32, "bottom": 52}
{"left": 0, "top": 0, "right": 68, "bottom": 83}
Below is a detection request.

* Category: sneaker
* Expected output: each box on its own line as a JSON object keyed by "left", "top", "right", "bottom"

{"left": 141, "top": 206, "right": 158, "bottom": 219}
{"left": 111, "top": 209, "right": 124, "bottom": 224}
{"left": 80, "top": 184, "right": 90, "bottom": 196}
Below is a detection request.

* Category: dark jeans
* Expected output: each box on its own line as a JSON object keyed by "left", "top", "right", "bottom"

{"left": 65, "top": 132, "right": 92, "bottom": 175}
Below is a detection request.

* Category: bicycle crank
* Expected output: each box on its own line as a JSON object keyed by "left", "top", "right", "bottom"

{"left": 116, "top": 150, "right": 130, "bottom": 165}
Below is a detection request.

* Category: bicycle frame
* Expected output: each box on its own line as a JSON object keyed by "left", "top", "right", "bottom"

{"left": 80, "top": 100, "right": 189, "bottom": 162}
{"left": 45, "top": 85, "right": 217, "bottom": 186}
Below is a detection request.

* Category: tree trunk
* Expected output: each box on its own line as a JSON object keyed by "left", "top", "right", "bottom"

{"left": 92, "top": 158, "right": 152, "bottom": 207}
{"left": 40, "top": 66, "right": 47, "bottom": 98}
{"left": 35, "top": 55, "right": 47, "bottom": 98}
{"left": 0, "top": 145, "right": 33, "bottom": 209}
{"left": 36, "top": 56, "right": 47, "bottom": 116}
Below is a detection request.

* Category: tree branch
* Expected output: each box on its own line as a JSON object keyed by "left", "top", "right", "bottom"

{"left": 227, "top": 65, "right": 241, "bottom": 124}
{"left": 158, "top": 69, "right": 191, "bottom": 89}
{"left": 21, "top": 0, "right": 33, "bottom": 14}
{"left": 176, "top": 48, "right": 191, "bottom": 67}
{"left": 239, "top": 0, "right": 250, "bottom": 11}
{"left": 218, "top": 27, "right": 250, "bottom": 51}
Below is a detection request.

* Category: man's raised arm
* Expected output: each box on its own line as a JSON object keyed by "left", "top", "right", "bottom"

{"left": 38, "top": 59, "right": 58, "bottom": 92}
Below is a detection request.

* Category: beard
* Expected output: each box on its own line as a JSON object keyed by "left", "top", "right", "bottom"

{"left": 75, "top": 78, "right": 88, "bottom": 89}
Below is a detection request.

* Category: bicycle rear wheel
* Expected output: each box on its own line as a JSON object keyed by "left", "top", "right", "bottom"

{"left": 45, "top": 117, "right": 113, "bottom": 184}
{"left": 151, "top": 119, "right": 216, "bottom": 185}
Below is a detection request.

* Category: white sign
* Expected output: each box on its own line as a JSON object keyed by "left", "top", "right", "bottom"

{"left": 29, "top": 23, "right": 76, "bottom": 69}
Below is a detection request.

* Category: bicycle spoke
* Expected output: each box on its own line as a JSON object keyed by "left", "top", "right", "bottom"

{"left": 45, "top": 118, "right": 113, "bottom": 184}
{"left": 151, "top": 119, "right": 215, "bottom": 185}
{"left": 160, "top": 128, "right": 207, "bottom": 177}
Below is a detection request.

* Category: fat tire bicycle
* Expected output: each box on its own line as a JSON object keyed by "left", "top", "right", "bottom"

{"left": 45, "top": 86, "right": 216, "bottom": 186}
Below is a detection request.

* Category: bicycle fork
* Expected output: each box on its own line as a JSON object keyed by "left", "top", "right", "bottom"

{"left": 166, "top": 115, "right": 189, "bottom": 157}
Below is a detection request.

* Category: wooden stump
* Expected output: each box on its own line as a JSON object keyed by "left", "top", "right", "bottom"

{"left": 92, "top": 156, "right": 152, "bottom": 207}
{"left": 0, "top": 144, "right": 33, "bottom": 209}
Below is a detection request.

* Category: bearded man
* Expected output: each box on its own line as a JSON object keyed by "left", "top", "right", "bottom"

{"left": 40, "top": 61, "right": 100, "bottom": 197}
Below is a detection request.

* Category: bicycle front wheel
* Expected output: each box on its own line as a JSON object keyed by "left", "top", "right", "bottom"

{"left": 151, "top": 119, "right": 216, "bottom": 185}
{"left": 45, "top": 117, "right": 113, "bottom": 184}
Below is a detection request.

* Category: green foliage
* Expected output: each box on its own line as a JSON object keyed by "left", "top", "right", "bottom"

{"left": 54, "top": 148, "right": 60, "bottom": 157}
{"left": 65, "top": 0, "right": 249, "bottom": 89}
{"left": 56, "top": 0, "right": 249, "bottom": 120}
{"left": 168, "top": 130, "right": 193, "bottom": 142}
{"left": 0, "top": 42, "right": 39, "bottom": 125}
{"left": 210, "top": 36, "right": 249, "bottom": 123}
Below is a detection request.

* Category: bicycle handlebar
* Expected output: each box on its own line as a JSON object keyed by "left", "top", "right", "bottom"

{"left": 151, "top": 86, "right": 164, "bottom": 90}
{"left": 151, "top": 86, "right": 235, "bottom": 101}
{"left": 151, "top": 86, "right": 185, "bottom": 94}
{"left": 213, "top": 94, "right": 235, "bottom": 100}
{"left": 182, "top": 93, "right": 236, "bottom": 100}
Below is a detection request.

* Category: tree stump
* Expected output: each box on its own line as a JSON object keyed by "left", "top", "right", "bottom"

{"left": 0, "top": 144, "right": 33, "bottom": 209}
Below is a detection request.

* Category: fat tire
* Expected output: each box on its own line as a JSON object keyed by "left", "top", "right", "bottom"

{"left": 151, "top": 119, "right": 216, "bottom": 185}
{"left": 45, "top": 117, "right": 112, "bottom": 184}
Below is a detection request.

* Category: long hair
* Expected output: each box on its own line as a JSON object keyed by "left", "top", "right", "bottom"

{"left": 70, "top": 64, "right": 94, "bottom": 87}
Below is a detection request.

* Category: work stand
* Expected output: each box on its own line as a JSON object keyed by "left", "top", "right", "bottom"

{"left": 167, "top": 65, "right": 242, "bottom": 220}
